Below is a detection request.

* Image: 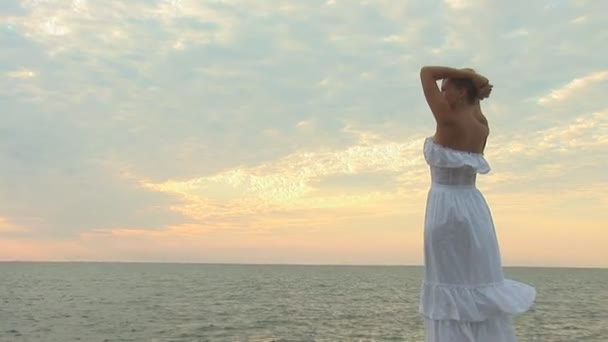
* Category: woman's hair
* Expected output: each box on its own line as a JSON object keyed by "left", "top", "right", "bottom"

{"left": 450, "top": 68, "right": 478, "bottom": 104}
{"left": 450, "top": 78, "right": 478, "bottom": 104}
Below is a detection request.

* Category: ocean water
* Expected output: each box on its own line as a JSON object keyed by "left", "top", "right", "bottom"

{"left": 1, "top": 263, "right": 606, "bottom": 342}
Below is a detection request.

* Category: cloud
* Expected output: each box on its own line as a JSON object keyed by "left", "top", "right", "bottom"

{"left": 502, "top": 28, "right": 529, "bottom": 39}
{"left": 139, "top": 133, "right": 425, "bottom": 229}
{"left": 571, "top": 15, "right": 587, "bottom": 24}
{"left": 488, "top": 108, "right": 608, "bottom": 158}
{"left": 6, "top": 68, "right": 35, "bottom": 78}
{"left": 537, "top": 71, "right": 608, "bottom": 105}
{"left": 135, "top": 100, "right": 606, "bottom": 233}
{"left": 0, "top": 0, "right": 606, "bottom": 265}
{"left": 0, "top": 216, "right": 24, "bottom": 233}
{"left": 443, "top": 0, "right": 476, "bottom": 10}
{"left": 479, "top": 108, "right": 607, "bottom": 194}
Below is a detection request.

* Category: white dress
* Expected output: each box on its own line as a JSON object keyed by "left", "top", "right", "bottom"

{"left": 420, "top": 137, "right": 536, "bottom": 342}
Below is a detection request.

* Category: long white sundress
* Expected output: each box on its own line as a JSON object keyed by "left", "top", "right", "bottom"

{"left": 420, "top": 137, "right": 536, "bottom": 342}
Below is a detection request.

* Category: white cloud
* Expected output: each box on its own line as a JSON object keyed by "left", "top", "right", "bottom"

{"left": 537, "top": 71, "right": 608, "bottom": 105}
{"left": 503, "top": 28, "right": 529, "bottom": 39}
{"left": 140, "top": 134, "right": 424, "bottom": 223}
{"left": 571, "top": 16, "right": 587, "bottom": 24}
{"left": 443, "top": 0, "right": 475, "bottom": 10}
{"left": 296, "top": 118, "right": 317, "bottom": 130}
{"left": 382, "top": 34, "right": 405, "bottom": 43}
{"left": 489, "top": 108, "right": 608, "bottom": 157}
{"left": 6, "top": 69, "right": 36, "bottom": 79}
{"left": 0, "top": 217, "right": 23, "bottom": 233}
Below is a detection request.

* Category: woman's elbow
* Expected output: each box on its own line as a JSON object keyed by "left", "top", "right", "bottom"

{"left": 419, "top": 67, "right": 428, "bottom": 79}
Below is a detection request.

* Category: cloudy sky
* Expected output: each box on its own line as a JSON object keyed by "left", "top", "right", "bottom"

{"left": 1, "top": 0, "right": 606, "bottom": 267}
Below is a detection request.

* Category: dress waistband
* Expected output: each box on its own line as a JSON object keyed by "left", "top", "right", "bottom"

{"left": 431, "top": 182, "right": 477, "bottom": 190}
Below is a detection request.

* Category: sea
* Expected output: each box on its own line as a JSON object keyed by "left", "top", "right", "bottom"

{"left": 1, "top": 263, "right": 606, "bottom": 342}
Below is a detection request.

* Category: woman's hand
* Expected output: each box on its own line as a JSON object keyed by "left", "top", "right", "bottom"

{"left": 465, "top": 70, "right": 492, "bottom": 100}
{"left": 471, "top": 72, "right": 489, "bottom": 90}
{"left": 478, "top": 83, "right": 493, "bottom": 100}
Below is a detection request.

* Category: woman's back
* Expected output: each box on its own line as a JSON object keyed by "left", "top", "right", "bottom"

{"left": 432, "top": 105, "right": 489, "bottom": 155}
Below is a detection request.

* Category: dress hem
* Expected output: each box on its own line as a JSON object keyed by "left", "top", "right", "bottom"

{"left": 419, "top": 278, "right": 536, "bottom": 322}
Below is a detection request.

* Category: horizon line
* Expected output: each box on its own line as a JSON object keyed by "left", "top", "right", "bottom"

{"left": 1, "top": 260, "right": 606, "bottom": 270}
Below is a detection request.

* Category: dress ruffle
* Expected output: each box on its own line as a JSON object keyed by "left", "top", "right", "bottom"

{"left": 424, "top": 137, "right": 491, "bottom": 174}
{"left": 419, "top": 279, "right": 536, "bottom": 322}
{"left": 424, "top": 314, "right": 517, "bottom": 342}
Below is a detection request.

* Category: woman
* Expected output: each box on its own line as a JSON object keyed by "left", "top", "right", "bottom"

{"left": 418, "top": 66, "right": 536, "bottom": 341}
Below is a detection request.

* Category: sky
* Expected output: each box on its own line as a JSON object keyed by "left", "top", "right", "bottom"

{"left": 1, "top": 0, "right": 607, "bottom": 268}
